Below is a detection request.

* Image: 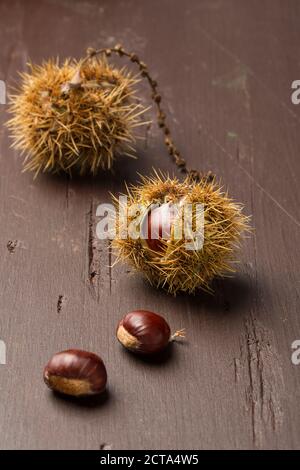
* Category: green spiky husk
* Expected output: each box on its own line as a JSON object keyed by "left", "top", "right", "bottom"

{"left": 112, "top": 173, "right": 249, "bottom": 295}
{"left": 7, "top": 57, "right": 146, "bottom": 175}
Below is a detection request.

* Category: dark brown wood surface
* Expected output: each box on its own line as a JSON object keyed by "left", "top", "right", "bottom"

{"left": 0, "top": 0, "right": 300, "bottom": 450}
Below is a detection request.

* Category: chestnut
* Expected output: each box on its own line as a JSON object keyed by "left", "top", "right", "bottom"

{"left": 141, "top": 203, "right": 178, "bottom": 253}
{"left": 43, "top": 349, "right": 107, "bottom": 397}
{"left": 116, "top": 310, "right": 185, "bottom": 355}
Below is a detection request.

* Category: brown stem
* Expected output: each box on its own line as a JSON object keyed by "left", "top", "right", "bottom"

{"left": 170, "top": 329, "right": 186, "bottom": 342}
{"left": 71, "top": 45, "right": 214, "bottom": 182}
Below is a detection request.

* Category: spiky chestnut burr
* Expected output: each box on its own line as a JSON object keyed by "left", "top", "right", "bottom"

{"left": 43, "top": 349, "right": 107, "bottom": 397}
{"left": 7, "top": 44, "right": 195, "bottom": 177}
{"left": 7, "top": 54, "right": 147, "bottom": 175}
{"left": 112, "top": 173, "right": 249, "bottom": 295}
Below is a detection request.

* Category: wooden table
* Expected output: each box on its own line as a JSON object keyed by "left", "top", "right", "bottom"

{"left": 0, "top": 0, "right": 299, "bottom": 450}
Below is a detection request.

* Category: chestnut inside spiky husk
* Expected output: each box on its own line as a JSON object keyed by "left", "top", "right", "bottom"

{"left": 112, "top": 174, "right": 249, "bottom": 295}
{"left": 7, "top": 57, "right": 146, "bottom": 175}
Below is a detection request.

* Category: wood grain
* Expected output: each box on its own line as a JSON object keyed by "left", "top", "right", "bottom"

{"left": 0, "top": 0, "right": 299, "bottom": 449}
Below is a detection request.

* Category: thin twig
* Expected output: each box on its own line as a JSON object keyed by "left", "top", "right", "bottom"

{"left": 171, "top": 328, "right": 186, "bottom": 341}
{"left": 69, "top": 45, "right": 214, "bottom": 183}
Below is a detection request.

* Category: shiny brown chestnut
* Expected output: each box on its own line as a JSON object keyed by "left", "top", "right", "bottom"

{"left": 140, "top": 203, "right": 177, "bottom": 253}
{"left": 43, "top": 349, "right": 107, "bottom": 397}
{"left": 116, "top": 310, "right": 185, "bottom": 355}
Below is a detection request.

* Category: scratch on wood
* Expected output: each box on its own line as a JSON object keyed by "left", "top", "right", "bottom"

{"left": 108, "top": 241, "right": 112, "bottom": 294}
{"left": 7, "top": 240, "right": 18, "bottom": 253}
{"left": 87, "top": 199, "right": 112, "bottom": 300}
{"left": 57, "top": 295, "right": 66, "bottom": 313}
{"left": 233, "top": 358, "right": 241, "bottom": 383}
{"left": 88, "top": 200, "right": 94, "bottom": 278}
{"left": 100, "top": 443, "right": 112, "bottom": 450}
{"left": 243, "top": 316, "right": 284, "bottom": 447}
{"left": 87, "top": 200, "right": 99, "bottom": 299}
